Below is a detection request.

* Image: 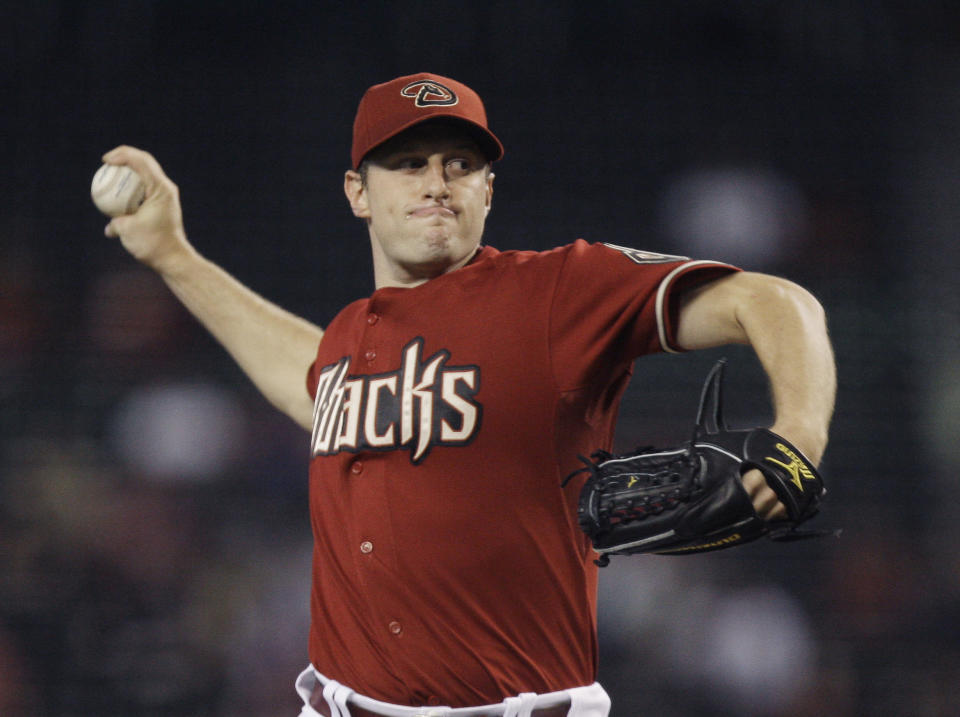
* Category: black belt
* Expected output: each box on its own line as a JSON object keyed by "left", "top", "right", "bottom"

{"left": 309, "top": 688, "right": 571, "bottom": 717}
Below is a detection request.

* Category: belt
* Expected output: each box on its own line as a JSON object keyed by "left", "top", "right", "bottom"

{"left": 309, "top": 689, "right": 571, "bottom": 717}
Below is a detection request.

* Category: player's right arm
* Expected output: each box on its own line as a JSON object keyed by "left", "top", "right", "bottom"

{"left": 101, "top": 145, "right": 321, "bottom": 431}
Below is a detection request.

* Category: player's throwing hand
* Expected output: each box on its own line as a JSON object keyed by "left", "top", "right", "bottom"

{"left": 101, "top": 145, "right": 194, "bottom": 274}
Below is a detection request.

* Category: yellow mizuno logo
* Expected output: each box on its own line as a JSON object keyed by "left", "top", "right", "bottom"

{"left": 627, "top": 475, "right": 639, "bottom": 488}
{"left": 765, "top": 443, "right": 815, "bottom": 491}
{"left": 658, "top": 533, "right": 743, "bottom": 553}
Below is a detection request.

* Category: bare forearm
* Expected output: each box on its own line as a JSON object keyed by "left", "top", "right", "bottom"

{"left": 734, "top": 277, "right": 836, "bottom": 464}
{"left": 677, "top": 272, "right": 836, "bottom": 464}
{"left": 158, "top": 247, "right": 321, "bottom": 431}
{"left": 99, "top": 146, "right": 320, "bottom": 431}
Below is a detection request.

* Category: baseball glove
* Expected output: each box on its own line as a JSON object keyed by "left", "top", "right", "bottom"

{"left": 566, "top": 360, "right": 833, "bottom": 566}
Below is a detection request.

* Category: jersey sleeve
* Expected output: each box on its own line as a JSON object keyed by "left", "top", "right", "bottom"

{"left": 306, "top": 355, "right": 321, "bottom": 401}
{"left": 549, "top": 240, "right": 738, "bottom": 390}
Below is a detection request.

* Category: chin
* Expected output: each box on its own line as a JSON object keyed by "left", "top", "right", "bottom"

{"left": 405, "top": 244, "right": 473, "bottom": 279}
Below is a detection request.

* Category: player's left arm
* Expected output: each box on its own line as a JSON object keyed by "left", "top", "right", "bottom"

{"left": 675, "top": 271, "right": 837, "bottom": 519}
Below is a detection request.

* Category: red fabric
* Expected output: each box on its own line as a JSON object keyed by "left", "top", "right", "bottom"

{"left": 304, "top": 241, "right": 736, "bottom": 707}
{"left": 351, "top": 72, "right": 504, "bottom": 169}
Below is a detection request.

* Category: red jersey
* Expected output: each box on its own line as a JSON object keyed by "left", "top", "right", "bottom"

{"left": 305, "top": 240, "right": 736, "bottom": 708}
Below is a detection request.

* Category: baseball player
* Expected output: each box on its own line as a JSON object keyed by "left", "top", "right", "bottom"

{"left": 100, "top": 73, "right": 835, "bottom": 717}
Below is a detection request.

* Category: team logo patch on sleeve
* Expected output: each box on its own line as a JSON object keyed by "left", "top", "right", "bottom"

{"left": 602, "top": 243, "right": 688, "bottom": 264}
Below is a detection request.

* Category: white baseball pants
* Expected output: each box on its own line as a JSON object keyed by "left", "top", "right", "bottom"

{"left": 295, "top": 665, "right": 611, "bottom": 717}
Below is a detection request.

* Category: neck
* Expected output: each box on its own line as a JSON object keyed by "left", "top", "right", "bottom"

{"left": 371, "top": 246, "right": 481, "bottom": 290}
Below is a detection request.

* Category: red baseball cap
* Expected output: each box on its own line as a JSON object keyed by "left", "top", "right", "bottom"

{"left": 351, "top": 73, "right": 504, "bottom": 169}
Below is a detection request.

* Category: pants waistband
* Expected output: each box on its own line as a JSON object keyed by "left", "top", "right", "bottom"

{"left": 296, "top": 666, "right": 609, "bottom": 717}
{"left": 309, "top": 692, "right": 570, "bottom": 717}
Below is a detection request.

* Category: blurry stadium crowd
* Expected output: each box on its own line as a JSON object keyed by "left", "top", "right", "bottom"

{"left": 4, "top": 3, "right": 960, "bottom": 715}
{"left": 2, "top": 167, "right": 959, "bottom": 716}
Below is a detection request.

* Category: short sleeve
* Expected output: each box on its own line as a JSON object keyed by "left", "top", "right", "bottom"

{"left": 549, "top": 240, "right": 737, "bottom": 390}
{"left": 306, "top": 355, "right": 321, "bottom": 401}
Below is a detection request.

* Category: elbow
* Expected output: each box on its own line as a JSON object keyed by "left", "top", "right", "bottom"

{"left": 778, "top": 277, "right": 827, "bottom": 328}
{"left": 737, "top": 273, "right": 828, "bottom": 335}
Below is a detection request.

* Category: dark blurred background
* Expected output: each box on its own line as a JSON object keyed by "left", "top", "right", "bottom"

{"left": 3, "top": 1, "right": 959, "bottom": 715}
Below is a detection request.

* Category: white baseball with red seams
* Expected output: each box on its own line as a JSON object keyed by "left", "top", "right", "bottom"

{"left": 91, "top": 163, "right": 146, "bottom": 217}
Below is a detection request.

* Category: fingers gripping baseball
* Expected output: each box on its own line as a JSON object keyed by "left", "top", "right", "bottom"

{"left": 99, "top": 146, "right": 193, "bottom": 272}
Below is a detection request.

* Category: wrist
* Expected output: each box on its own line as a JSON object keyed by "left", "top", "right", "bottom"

{"left": 151, "top": 233, "right": 200, "bottom": 278}
{"left": 769, "top": 421, "right": 829, "bottom": 466}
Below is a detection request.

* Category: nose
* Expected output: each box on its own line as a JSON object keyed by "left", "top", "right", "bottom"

{"left": 421, "top": 157, "right": 451, "bottom": 199}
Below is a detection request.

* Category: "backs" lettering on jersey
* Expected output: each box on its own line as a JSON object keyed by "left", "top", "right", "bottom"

{"left": 311, "top": 338, "right": 482, "bottom": 464}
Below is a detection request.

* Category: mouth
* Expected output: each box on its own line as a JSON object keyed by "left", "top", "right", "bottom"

{"left": 407, "top": 205, "right": 457, "bottom": 219}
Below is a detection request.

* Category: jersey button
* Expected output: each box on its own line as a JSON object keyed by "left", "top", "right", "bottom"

{"left": 360, "top": 541, "right": 373, "bottom": 554}
{"left": 388, "top": 621, "right": 402, "bottom": 636}
{"left": 350, "top": 461, "right": 364, "bottom": 475}
{"left": 366, "top": 313, "right": 380, "bottom": 326}
{"left": 364, "top": 349, "right": 377, "bottom": 362}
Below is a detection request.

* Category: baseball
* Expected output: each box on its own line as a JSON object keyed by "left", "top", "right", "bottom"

{"left": 91, "top": 163, "right": 146, "bottom": 217}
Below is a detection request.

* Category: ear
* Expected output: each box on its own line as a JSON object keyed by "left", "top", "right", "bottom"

{"left": 484, "top": 171, "right": 495, "bottom": 215}
{"left": 344, "top": 170, "right": 370, "bottom": 219}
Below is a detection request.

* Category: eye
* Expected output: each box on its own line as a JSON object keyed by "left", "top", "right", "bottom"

{"left": 445, "top": 157, "right": 475, "bottom": 177}
{"left": 395, "top": 157, "right": 426, "bottom": 171}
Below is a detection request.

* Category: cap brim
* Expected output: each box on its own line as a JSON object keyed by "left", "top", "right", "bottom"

{"left": 356, "top": 115, "right": 504, "bottom": 168}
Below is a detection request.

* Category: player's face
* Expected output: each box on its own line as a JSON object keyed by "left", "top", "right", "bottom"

{"left": 345, "top": 124, "right": 495, "bottom": 288}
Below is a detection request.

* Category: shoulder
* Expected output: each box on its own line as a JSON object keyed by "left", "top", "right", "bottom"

{"left": 473, "top": 239, "right": 683, "bottom": 272}
{"left": 556, "top": 240, "right": 738, "bottom": 290}
{"left": 473, "top": 240, "right": 737, "bottom": 296}
{"left": 320, "top": 297, "right": 372, "bottom": 339}
{"left": 454, "top": 243, "right": 574, "bottom": 285}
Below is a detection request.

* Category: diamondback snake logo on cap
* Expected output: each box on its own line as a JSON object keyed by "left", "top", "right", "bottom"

{"left": 401, "top": 80, "right": 459, "bottom": 107}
